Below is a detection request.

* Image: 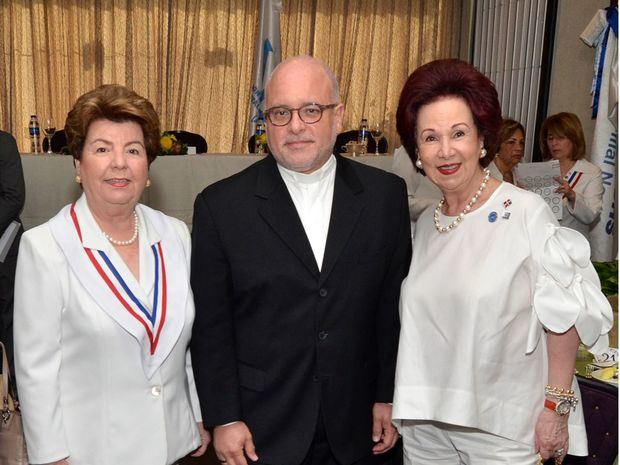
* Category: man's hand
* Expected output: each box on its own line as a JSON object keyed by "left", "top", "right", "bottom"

{"left": 214, "top": 422, "right": 259, "bottom": 465}
{"left": 190, "top": 421, "right": 211, "bottom": 457}
{"left": 371, "top": 402, "right": 399, "bottom": 454}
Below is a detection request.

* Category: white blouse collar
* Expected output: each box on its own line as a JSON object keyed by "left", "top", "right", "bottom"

{"left": 74, "top": 194, "right": 161, "bottom": 251}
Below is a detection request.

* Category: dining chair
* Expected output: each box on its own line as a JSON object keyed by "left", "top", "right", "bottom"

{"left": 167, "top": 130, "right": 208, "bottom": 154}
{"left": 333, "top": 129, "right": 388, "bottom": 155}
{"left": 555, "top": 376, "right": 618, "bottom": 465}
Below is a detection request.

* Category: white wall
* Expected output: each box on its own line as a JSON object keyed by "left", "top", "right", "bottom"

{"left": 548, "top": 0, "right": 608, "bottom": 156}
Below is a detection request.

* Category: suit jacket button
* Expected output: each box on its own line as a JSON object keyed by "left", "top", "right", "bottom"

{"left": 318, "top": 331, "right": 328, "bottom": 341}
{"left": 319, "top": 288, "right": 328, "bottom": 297}
{"left": 151, "top": 385, "right": 162, "bottom": 397}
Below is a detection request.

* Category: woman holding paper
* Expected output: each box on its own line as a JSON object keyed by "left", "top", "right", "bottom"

{"left": 539, "top": 112, "right": 604, "bottom": 241}
{"left": 392, "top": 59, "right": 613, "bottom": 464}
{"left": 13, "top": 84, "right": 209, "bottom": 464}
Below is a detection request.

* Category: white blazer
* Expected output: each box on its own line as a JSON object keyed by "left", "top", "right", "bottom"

{"left": 559, "top": 158, "right": 604, "bottom": 241}
{"left": 14, "top": 195, "right": 202, "bottom": 465}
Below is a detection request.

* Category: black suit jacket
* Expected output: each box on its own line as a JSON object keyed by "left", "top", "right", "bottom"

{"left": 0, "top": 131, "right": 25, "bottom": 377}
{"left": 191, "top": 154, "right": 411, "bottom": 465}
{"left": 0, "top": 131, "right": 24, "bottom": 236}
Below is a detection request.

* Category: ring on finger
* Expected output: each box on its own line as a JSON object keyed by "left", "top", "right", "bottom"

{"left": 553, "top": 448, "right": 565, "bottom": 457}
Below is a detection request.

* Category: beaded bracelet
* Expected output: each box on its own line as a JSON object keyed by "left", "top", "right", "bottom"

{"left": 545, "top": 385, "right": 579, "bottom": 409}
{"left": 545, "top": 385, "right": 575, "bottom": 397}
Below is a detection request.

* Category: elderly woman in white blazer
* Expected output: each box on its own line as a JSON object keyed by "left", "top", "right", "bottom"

{"left": 14, "top": 85, "right": 210, "bottom": 465}
{"left": 540, "top": 112, "right": 604, "bottom": 242}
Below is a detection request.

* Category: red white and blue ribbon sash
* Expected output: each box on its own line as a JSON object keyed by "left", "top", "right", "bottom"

{"left": 69, "top": 203, "right": 167, "bottom": 355}
{"left": 566, "top": 171, "right": 584, "bottom": 190}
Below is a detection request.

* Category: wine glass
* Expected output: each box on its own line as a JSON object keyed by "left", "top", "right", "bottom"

{"left": 370, "top": 122, "right": 383, "bottom": 155}
{"left": 43, "top": 118, "right": 56, "bottom": 154}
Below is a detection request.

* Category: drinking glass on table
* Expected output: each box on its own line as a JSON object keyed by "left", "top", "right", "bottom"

{"left": 371, "top": 123, "right": 383, "bottom": 155}
{"left": 43, "top": 118, "right": 56, "bottom": 154}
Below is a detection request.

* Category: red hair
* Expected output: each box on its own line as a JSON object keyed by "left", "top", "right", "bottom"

{"left": 396, "top": 59, "right": 502, "bottom": 170}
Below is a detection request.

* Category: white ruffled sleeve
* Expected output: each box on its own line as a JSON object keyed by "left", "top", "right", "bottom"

{"left": 526, "top": 205, "right": 614, "bottom": 355}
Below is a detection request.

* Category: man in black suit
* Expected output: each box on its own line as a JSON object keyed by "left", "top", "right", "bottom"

{"left": 191, "top": 56, "right": 411, "bottom": 465}
{"left": 0, "top": 130, "right": 25, "bottom": 383}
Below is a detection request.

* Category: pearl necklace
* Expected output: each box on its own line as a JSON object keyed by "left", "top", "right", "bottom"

{"left": 434, "top": 168, "right": 491, "bottom": 233}
{"left": 102, "top": 211, "right": 139, "bottom": 246}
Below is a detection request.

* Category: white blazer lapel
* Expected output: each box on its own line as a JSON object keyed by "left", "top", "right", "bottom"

{"left": 136, "top": 204, "right": 188, "bottom": 377}
{"left": 48, "top": 196, "right": 187, "bottom": 379}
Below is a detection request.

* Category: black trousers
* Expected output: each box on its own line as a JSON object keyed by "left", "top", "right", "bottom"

{"left": 255, "top": 407, "right": 403, "bottom": 465}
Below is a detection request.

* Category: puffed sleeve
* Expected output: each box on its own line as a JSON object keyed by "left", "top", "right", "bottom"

{"left": 566, "top": 165, "right": 604, "bottom": 225}
{"left": 525, "top": 202, "right": 613, "bottom": 355}
{"left": 14, "top": 226, "right": 70, "bottom": 463}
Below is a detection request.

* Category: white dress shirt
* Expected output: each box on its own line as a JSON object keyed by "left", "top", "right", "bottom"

{"left": 278, "top": 155, "right": 336, "bottom": 271}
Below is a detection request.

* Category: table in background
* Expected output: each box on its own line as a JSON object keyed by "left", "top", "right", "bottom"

{"left": 20, "top": 153, "right": 394, "bottom": 230}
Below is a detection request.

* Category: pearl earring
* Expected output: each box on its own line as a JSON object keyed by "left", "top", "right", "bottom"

{"left": 75, "top": 175, "right": 81, "bottom": 184}
{"left": 415, "top": 159, "right": 423, "bottom": 169}
{"left": 146, "top": 179, "right": 151, "bottom": 187}
{"left": 480, "top": 148, "right": 487, "bottom": 159}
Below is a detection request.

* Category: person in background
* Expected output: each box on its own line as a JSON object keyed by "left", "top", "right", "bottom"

{"left": 487, "top": 118, "right": 525, "bottom": 184}
{"left": 190, "top": 55, "right": 411, "bottom": 465}
{"left": 391, "top": 145, "right": 441, "bottom": 234}
{"left": 0, "top": 130, "right": 25, "bottom": 391}
{"left": 392, "top": 59, "right": 613, "bottom": 465}
{"left": 14, "top": 84, "right": 209, "bottom": 465}
{"left": 540, "top": 112, "right": 604, "bottom": 241}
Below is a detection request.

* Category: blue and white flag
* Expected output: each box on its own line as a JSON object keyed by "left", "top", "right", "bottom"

{"left": 580, "top": 6, "right": 618, "bottom": 261}
{"left": 249, "top": 0, "right": 282, "bottom": 138}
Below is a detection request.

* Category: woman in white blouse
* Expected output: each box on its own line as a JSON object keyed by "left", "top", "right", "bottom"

{"left": 14, "top": 85, "right": 210, "bottom": 465}
{"left": 540, "top": 112, "right": 604, "bottom": 241}
{"left": 487, "top": 118, "right": 525, "bottom": 184}
{"left": 393, "top": 59, "right": 612, "bottom": 465}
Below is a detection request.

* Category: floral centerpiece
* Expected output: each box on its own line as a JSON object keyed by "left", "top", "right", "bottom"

{"left": 256, "top": 131, "right": 267, "bottom": 149}
{"left": 159, "top": 131, "right": 187, "bottom": 155}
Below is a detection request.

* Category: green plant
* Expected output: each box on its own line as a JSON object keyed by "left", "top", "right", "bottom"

{"left": 592, "top": 260, "right": 618, "bottom": 296}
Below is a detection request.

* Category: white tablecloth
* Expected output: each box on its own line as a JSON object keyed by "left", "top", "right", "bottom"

{"left": 20, "top": 153, "right": 394, "bottom": 230}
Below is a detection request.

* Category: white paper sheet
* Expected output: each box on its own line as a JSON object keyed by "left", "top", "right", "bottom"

{"left": 513, "top": 161, "right": 563, "bottom": 220}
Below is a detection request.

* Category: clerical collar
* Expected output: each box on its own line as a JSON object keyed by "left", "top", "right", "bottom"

{"left": 277, "top": 154, "right": 336, "bottom": 185}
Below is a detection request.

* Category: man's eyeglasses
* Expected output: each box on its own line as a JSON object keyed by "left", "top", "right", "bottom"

{"left": 264, "top": 103, "right": 338, "bottom": 126}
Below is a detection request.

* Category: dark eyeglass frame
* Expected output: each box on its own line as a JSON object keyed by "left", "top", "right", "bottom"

{"left": 264, "top": 103, "right": 339, "bottom": 126}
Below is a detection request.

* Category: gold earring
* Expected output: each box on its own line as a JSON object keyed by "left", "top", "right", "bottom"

{"left": 75, "top": 175, "right": 81, "bottom": 184}
{"left": 146, "top": 179, "right": 151, "bottom": 187}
